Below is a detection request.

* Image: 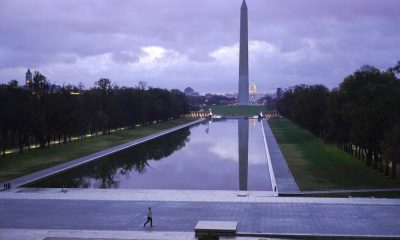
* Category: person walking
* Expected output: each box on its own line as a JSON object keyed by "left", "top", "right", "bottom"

{"left": 144, "top": 207, "right": 153, "bottom": 227}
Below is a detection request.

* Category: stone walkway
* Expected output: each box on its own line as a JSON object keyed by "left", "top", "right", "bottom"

{"left": 262, "top": 120, "right": 299, "bottom": 193}
{"left": 0, "top": 188, "right": 275, "bottom": 202}
{"left": 5, "top": 188, "right": 400, "bottom": 205}
{"left": 0, "top": 229, "right": 281, "bottom": 240}
{"left": 0, "top": 229, "right": 195, "bottom": 240}
{"left": 0, "top": 191, "right": 400, "bottom": 238}
{"left": 1, "top": 119, "right": 204, "bottom": 189}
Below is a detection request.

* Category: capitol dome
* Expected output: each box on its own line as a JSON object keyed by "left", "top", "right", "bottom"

{"left": 249, "top": 80, "right": 256, "bottom": 94}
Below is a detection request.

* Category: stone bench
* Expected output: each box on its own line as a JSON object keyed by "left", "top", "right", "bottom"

{"left": 195, "top": 221, "right": 237, "bottom": 237}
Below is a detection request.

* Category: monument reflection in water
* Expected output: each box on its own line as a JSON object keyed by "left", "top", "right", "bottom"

{"left": 28, "top": 119, "right": 272, "bottom": 191}
{"left": 238, "top": 119, "right": 249, "bottom": 191}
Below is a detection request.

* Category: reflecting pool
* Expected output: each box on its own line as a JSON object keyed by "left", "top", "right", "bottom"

{"left": 28, "top": 119, "right": 272, "bottom": 191}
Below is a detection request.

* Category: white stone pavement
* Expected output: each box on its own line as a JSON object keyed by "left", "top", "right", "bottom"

{"left": 1, "top": 188, "right": 400, "bottom": 206}
{"left": 0, "top": 229, "right": 280, "bottom": 240}
{"left": 1, "top": 190, "right": 400, "bottom": 239}
{"left": 0, "top": 229, "right": 194, "bottom": 240}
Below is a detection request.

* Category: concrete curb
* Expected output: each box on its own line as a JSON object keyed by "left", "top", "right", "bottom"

{"left": 280, "top": 188, "right": 400, "bottom": 197}
{"left": 237, "top": 231, "right": 400, "bottom": 239}
{"left": 261, "top": 119, "right": 278, "bottom": 196}
{"left": 263, "top": 119, "right": 300, "bottom": 193}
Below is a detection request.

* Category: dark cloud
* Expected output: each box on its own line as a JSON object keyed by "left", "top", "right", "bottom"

{"left": 0, "top": 0, "right": 399, "bottom": 93}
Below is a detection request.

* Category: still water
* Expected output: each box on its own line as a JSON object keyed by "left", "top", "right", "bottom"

{"left": 28, "top": 119, "right": 272, "bottom": 191}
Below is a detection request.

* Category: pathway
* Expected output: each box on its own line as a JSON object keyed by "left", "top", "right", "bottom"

{"left": 0, "top": 194, "right": 399, "bottom": 238}
{"left": 262, "top": 120, "right": 299, "bottom": 193}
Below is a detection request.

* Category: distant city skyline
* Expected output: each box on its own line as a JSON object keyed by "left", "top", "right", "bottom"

{"left": 0, "top": 0, "right": 399, "bottom": 94}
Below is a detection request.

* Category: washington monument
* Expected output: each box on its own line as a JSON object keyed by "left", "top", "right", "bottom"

{"left": 238, "top": 0, "right": 249, "bottom": 105}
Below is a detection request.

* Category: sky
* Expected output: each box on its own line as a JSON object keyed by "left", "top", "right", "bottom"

{"left": 0, "top": 0, "right": 399, "bottom": 94}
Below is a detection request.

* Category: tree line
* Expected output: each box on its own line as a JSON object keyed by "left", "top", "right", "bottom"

{"left": 277, "top": 62, "right": 400, "bottom": 178}
{"left": 0, "top": 72, "right": 190, "bottom": 156}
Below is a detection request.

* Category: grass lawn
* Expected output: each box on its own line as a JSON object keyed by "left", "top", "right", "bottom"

{"left": 0, "top": 118, "right": 195, "bottom": 183}
{"left": 269, "top": 118, "right": 400, "bottom": 191}
{"left": 209, "top": 105, "right": 265, "bottom": 116}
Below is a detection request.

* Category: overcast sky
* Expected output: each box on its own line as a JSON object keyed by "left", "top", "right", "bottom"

{"left": 0, "top": 0, "right": 399, "bottom": 94}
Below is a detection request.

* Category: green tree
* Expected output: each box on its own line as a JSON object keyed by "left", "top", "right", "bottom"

{"left": 383, "top": 123, "right": 400, "bottom": 177}
{"left": 32, "top": 71, "right": 50, "bottom": 97}
{"left": 338, "top": 65, "right": 400, "bottom": 168}
{"left": 7, "top": 80, "right": 18, "bottom": 89}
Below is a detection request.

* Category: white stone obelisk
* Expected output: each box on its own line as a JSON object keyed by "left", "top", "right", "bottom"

{"left": 238, "top": 0, "right": 249, "bottom": 105}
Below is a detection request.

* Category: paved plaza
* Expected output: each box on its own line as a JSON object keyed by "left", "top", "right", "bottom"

{"left": 0, "top": 229, "right": 279, "bottom": 240}
{"left": 1, "top": 189, "right": 400, "bottom": 239}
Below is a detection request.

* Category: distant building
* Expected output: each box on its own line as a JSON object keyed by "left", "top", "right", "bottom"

{"left": 249, "top": 80, "right": 256, "bottom": 94}
{"left": 249, "top": 80, "right": 257, "bottom": 104}
{"left": 184, "top": 87, "right": 194, "bottom": 94}
{"left": 26, "top": 69, "right": 32, "bottom": 87}
{"left": 276, "top": 87, "right": 283, "bottom": 100}
{"left": 225, "top": 93, "right": 237, "bottom": 99}
{"left": 184, "top": 87, "right": 199, "bottom": 96}
{"left": 204, "top": 93, "right": 213, "bottom": 99}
